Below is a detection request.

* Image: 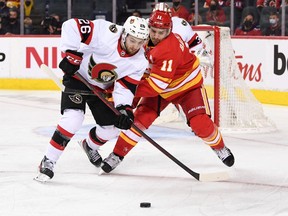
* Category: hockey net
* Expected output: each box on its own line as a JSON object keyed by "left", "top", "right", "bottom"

{"left": 155, "top": 25, "right": 276, "bottom": 133}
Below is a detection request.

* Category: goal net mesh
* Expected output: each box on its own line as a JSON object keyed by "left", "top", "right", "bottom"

{"left": 155, "top": 25, "right": 276, "bottom": 133}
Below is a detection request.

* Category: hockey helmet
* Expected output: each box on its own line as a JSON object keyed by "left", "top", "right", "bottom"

{"left": 123, "top": 16, "right": 149, "bottom": 40}
{"left": 149, "top": 10, "right": 172, "bottom": 29}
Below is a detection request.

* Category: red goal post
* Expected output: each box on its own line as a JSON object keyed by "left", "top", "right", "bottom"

{"left": 193, "top": 25, "right": 221, "bottom": 126}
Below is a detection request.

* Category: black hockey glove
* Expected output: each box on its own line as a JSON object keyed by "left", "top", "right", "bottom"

{"left": 59, "top": 50, "right": 83, "bottom": 76}
{"left": 114, "top": 105, "right": 134, "bottom": 130}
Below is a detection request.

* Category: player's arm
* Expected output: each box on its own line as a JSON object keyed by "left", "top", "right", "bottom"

{"left": 113, "top": 76, "right": 139, "bottom": 108}
{"left": 60, "top": 18, "right": 94, "bottom": 51}
{"left": 59, "top": 18, "right": 94, "bottom": 75}
{"left": 189, "top": 27, "right": 213, "bottom": 67}
{"left": 187, "top": 33, "right": 203, "bottom": 52}
{"left": 112, "top": 76, "right": 140, "bottom": 130}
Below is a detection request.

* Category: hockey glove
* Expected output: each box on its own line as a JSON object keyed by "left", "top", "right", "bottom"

{"left": 59, "top": 50, "right": 83, "bottom": 76}
{"left": 114, "top": 105, "right": 134, "bottom": 130}
{"left": 195, "top": 48, "right": 213, "bottom": 67}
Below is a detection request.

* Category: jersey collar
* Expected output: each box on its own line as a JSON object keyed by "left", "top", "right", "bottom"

{"left": 117, "top": 38, "right": 133, "bottom": 57}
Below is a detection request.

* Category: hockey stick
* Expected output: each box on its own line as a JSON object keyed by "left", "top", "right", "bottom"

{"left": 40, "top": 64, "right": 229, "bottom": 182}
{"left": 41, "top": 64, "right": 99, "bottom": 96}
{"left": 41, "top": 64, "right": 65, "bottom": 91}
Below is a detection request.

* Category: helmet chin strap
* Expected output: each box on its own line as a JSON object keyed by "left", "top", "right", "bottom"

{"left": 121, "top": 32, "right": 128, "bottom": 52}
{"left": 166, "top": 29, "right": 172, "bottom": 37}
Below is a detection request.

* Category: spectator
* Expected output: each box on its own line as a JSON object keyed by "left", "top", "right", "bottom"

{"left": 204, "top": 0, "right": 228, "bottom": 8}
{"left": 24, "top": 16, "right": 35, "bottom": 34}
{"left": 0, "top": 0, "right": 10, "bottom": 18}
{"left": 131, "top": 9, "right": 142, "bottom": 18}
{"left": 262, "top": 11, "right": 288, "bottom": 35}
{"left": 50, "top": 13, "right": 62, "bottom": 32}
{"left": 257, "top": 0, "right": 282, "bottom": 12}
{"left": 39, "top": 14, "right": 61, "bottom": 35}
{"left": 1, "top": 7, "right": 20, "bottom": 34}
{"left": 226, "top": 0, "right": 245, "bottom": 26}
{"left": 226, "top": 0, "right": 245, "bottom": 8}
{"left": 205, "top": 0, "right": 226, "bottom": 25}
{"left": 24, "top": 0, "right": 33, "bottom": 16}
{"left": 188, "top": 2, "right": 203, "bottom": 25}
{"left": 234, "top": 13, "right": 262, "bottom": 35}
{"left": 0, "top": 16, "right": 3, "bottom": 34}
{"left": 6, "top": 0, "right": 19, "bottom": 8}
{"left": 171, "top": 0, "right": 190, "bottom": 20}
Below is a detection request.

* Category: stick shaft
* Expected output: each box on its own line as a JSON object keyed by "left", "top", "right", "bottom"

{"left": 41, "top": 64, "right": 64, "bottom": 91}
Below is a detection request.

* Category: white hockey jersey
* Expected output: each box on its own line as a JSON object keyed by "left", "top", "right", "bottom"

{"left": 60, "top": 18, "right": 148, "bottom": 107}
{"left": 171, "top": 17, "right": 212, "bottom": 66}
{"left": 171, "top": 17, "right": 203, "bottom": 52}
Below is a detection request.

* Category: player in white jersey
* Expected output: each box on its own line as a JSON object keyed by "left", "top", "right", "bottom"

{"left": 34, "top": 16, "right": 149, "bottom": 182}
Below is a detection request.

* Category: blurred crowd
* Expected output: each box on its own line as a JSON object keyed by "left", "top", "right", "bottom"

{"left": 169, "top": 0, "right": 288, "bottom": 36}
{"left": 0, "top": 0, "right": 62, "bottom": 35}
{"left": 0, "top": 0, "right": 287, "bottom": 36}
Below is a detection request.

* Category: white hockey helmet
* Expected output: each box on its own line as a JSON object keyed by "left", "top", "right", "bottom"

{"left": 122, "top": 16, "right": 149, "bottom": 41}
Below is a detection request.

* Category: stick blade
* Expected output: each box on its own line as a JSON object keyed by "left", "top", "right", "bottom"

{"left": 199, "top": 171, "right": 229, "bottom": 182}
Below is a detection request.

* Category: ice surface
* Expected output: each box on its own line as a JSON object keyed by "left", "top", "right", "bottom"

{"left": 0, "top": 90, "right": 288, "bottom": 216}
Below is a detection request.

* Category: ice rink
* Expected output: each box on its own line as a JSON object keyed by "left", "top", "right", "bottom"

{"left": 1, "top": 90, "right": 288, "bottom": 216}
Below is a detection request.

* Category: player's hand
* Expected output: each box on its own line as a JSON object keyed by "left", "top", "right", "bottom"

{"left": 59, "top": 50, "right": 83, "bottom": 76}
{"left": 114, "top": 105, "right": 134, "bottom": 130}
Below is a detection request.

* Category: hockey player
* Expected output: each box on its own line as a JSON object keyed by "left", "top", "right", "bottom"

{"left": 99, "top": 9, "right": 235, "bottom": 173}
{"left": 153, "top": 2, "right": 212, "bottom": 66}
{"left": 154, "top": 2, "right": 212, "bottom": 67}
{"left": 34, "top": 16, "right": 149, "bottom": 182}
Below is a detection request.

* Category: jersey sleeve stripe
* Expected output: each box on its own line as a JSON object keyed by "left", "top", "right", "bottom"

{"left": 160, "top": 72, "right": 203, "bottom": 99}
{"left": 146, "top": 77, "right": 164, "bottom": 93}
{"left": 74, "top": 18, "right": 94, "bottom": 45}
{"left": 117, "top": 77, "right": 138, "bottom": 95}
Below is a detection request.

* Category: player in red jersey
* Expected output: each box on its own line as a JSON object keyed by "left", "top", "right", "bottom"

{"left": 100, "top": 9, "right": 235, "bottom": 173}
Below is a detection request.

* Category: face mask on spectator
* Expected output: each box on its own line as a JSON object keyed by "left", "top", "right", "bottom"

{"left": 25, "top": 1, "right": 31, "bottom": 6}
{"left": 210, "top": 4, "right": 217, "bottom": 10}
{"left": 269, "top": 18, "right": 277, "bottom": 25}
{"left": 173, "top": 2, "right": 180, "bottom": 7}
{"left": 9, "top": 17, "right": 16, "bottom": 22}
{"left": 243, "top": 20, "right": 253, "bottom": 28}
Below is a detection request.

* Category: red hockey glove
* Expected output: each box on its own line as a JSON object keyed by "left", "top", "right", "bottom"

{"left": 114, "top": 105, "right": 134, "bottom": 130}
{"left": 59, "top": 50, "right": 83, "bottom": 76}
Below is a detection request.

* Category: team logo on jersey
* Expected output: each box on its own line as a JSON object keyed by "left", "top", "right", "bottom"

{"left": 69, "top": 93, "right": 83, "bottom": 104}
{"left": 181, "top": 20, "right": 188, "bottom": 26}
{"left": 88, "top": 55, "right": 118, "bottom": 84}
{"left": 109, "top": 24, "right": 118, "bottom": 33}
